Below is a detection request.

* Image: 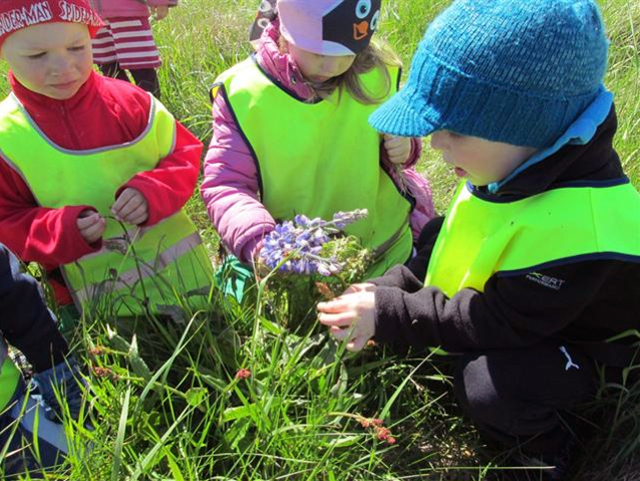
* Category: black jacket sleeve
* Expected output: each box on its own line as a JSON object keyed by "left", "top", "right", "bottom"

{"left": 368, "top": 216, "right": 444, "bottom": 291}
{"left": 0, "top": 244, "right": 69, "bottom": 372}
{"left": 372, "top": 258, "right": 640, "bottom": 352}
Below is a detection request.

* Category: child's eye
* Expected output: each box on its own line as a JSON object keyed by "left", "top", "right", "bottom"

{"left": 69, "top": 46, "right": 86, "bottom": 52}
{"left": 26, "top": 52, "right": 46, "bottom": 59}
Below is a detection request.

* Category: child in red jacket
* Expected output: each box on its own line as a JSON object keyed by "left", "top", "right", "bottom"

{"left": 0, "top": 0, "right": 212, "bottom": 322}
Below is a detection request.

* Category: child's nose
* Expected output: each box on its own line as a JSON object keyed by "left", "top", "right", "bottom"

{"left": 49, "top": 53, "right": 72, "bottom": 75}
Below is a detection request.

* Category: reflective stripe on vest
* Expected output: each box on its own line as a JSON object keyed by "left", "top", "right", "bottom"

{"left": 426, "top": 180, "right": 640, "bottom": 297}
{"left": 0, "top": 94, "right": 213, "bottom": 316}
{"left": 0, "top": 339, "right": 21, "bottom": 411}
{"left": 214, "top": 58, "right": 413, "bottom": 276}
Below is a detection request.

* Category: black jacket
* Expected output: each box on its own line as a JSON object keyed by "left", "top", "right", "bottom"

{"left": 0, "top": 244, "right": 68, "bottom": 372}
{"left": 370, "top": 107, "right": 640, "bottom": 358}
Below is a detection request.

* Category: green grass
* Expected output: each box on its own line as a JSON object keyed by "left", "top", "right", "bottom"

{"left": 1, "top": 0, "right": 639, "bottom": 479}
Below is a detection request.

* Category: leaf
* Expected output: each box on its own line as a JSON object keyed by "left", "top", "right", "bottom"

{"left": 106, "top": 324, "right": 131, "bottom": 353}
{"left": 111, "top": 385, "right": 131, "bottom": 481}
{"left": 224, "top": 417, "right": 252, "bottom": 450}
{"left": 324, "top": 434, "right": 361, "bottom": 449}
{"left": 200, "top": 373, "right": 229, "bottom": 393}
{"left": 165, "top": 450, "right": 186, "bottom": 481}
{"left": 222, "top": 403, "right": 257, "bottom": 422}
{"left": 330, "top": 363, "right": 349, "bottom": 398}
{"left": 185, "top": 387, "right": 208, "bottom": 408}
{"left": 127, "top": 335, "right": 153, "bottom": 382}
{"left": 259, "top": 317, "right": 286, "bottom": 335}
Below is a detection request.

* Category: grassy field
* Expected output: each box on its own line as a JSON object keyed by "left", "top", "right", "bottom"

{"left": 1, "top": 0, "right": 639, "bottom": 479}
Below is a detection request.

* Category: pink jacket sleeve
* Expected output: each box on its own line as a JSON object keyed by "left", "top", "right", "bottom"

{"left": 200, "top": 92, "right": 276, "bottom": 264}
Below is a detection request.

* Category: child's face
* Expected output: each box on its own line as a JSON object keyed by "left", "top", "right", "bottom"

{"left": 288, "top": 43, "right": 356, "bottom": 83}
{"left": 430, "top": 131, "right": 537, "bottom": 186}
{"left": 1, "top": 22, "right": 92, "bottom": 100}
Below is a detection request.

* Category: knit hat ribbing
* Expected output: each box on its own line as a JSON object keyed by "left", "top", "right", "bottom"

{"left": 0, "top": 0, "right": 103, "bottom": 48}
{"left": 369, "top": 0, "right": 609, "bottom": 148}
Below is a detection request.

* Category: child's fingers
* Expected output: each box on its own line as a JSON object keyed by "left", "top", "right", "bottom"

{"left": 113, "top": 192, "right": 145, "bottom": 219}
{"left": 346, "top": 336, "right": 368, "bottom": 352}
{"left": 318, "top": 310, "right": 358, "bottom": 327}
{"left": 121, "top": 205, "right": 148, "bottom": 225}
{"left": 81, "top": 218, "right": 106, "bottom": 243}
{"left": 329, "top": 326, "right": 350, "bottom": 341}
{"left": 112, "top": 188, "right": 138, "bottom": 214}
{"left": 76, "top": 212, "right": 101, "bottom": 229}
{"left": 317, "top": 298, "right": 351, "bottom": 313}
{"left": 343, "top": 283, "right": 374, "bottom": 295}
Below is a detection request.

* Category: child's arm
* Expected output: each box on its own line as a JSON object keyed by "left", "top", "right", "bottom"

{"left": 381, "top": 136, "right": 422, "bottom": 168}
{"left": 0, "top": 244, "right": 85, "bottom": 420}
{"left": 321, "top": 258, "right": 630, "bottom": 353}
{"left": 147, "top": 0, "right": 177, "bottom": 20}
{"left": 115, "top": 122, "right": 203, "bottom": 227}
{"left": 380, "top": 137, "right": 436, "bottom": 237}
{"left": 200, "top": 93, "right": 277, "bottom": 263}
{"left": 0, "top": 245, "right": 69, "bottom": 372}
{"left": 318, "top": 217, "right": 443, "bottom": 350}
{"left": 0, "top": 160, "right": 102, "bottom": 266}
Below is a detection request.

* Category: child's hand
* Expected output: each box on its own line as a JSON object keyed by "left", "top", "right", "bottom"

{"left": 384, "top": 134, "right": 412, "bottom": 164}
{"left": 343, "top": 282, "right": 377, "bottom": 295}
{"left": 150, "top": 5, "right": 169, "bottom": 20}
{"left": 317, "top": 289, "right": 377, "bottom": 352}
{"left": 77, "top": 210, "right": 106, "bottom": 244}
{"left": 112, "top": 188, "right": 149, "bottom": 225}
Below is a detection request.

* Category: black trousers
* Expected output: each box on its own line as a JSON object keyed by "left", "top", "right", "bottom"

{"left": 453, "top": 343, "right": 597, "bottom": 456}
{"left": 98, "top": 63, "right": 161, "bottom": 98}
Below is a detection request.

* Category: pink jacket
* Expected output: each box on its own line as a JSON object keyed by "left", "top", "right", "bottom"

{"left": 90, "top": 0, "right": 176, "bottom": 19}
{"left": 201, "top": 21, "right": 435, "bottom": 264}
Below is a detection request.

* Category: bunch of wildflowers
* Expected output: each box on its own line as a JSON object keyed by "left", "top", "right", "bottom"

{"left": 258, "top": 209, "right": 372, "bottom": 328}
{"left": 259, "top": 209, "right": 369, "bottom": 276}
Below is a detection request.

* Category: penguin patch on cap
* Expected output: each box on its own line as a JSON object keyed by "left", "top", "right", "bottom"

{"left": 323, "top": 0, "right": 381, "bottom": 54}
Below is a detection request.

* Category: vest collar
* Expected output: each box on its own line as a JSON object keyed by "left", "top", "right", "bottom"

{"left": 9, "top": 70, "right": 101, "bottom": 118}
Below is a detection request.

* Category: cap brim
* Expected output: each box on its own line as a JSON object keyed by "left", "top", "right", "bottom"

{"left": 369, "top": 90, "right": 440, "bottom": 137}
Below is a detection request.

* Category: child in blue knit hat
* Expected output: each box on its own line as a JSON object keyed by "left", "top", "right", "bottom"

{"left": 318, "top": 0, "right": 640, "bottom": 477}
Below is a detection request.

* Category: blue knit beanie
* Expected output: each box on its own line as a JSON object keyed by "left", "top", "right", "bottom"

{"left": 369, "top": 0, "right": 609, "bottom": 148}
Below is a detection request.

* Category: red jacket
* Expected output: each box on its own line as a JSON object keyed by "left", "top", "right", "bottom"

{"left": 0, "top": 71, "right": 203, "bottom": 305}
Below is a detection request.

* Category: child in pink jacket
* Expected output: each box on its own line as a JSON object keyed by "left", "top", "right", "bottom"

{"left": 201, "top": 0, "right": 435, "bottom": 278}
{"left": 90, "top": 0, "right": 176, "bottom": 97}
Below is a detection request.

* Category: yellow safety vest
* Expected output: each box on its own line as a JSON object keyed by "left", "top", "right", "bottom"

{"left": 426, "top": 180, "right": 640, "bottom": 296}
{"left": 0, "top": 339, "right": 21, "bottom": 411}
{"left": 213, "top": 58, "right": 414, "bottom": 277}
{"left": 0, "top": 93, "right": 213, "bottom": 316}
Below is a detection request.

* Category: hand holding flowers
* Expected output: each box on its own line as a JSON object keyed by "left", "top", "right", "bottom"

{"left": 317, "top": 283, "right": 377, "bottom": 352}
{"left": 257, "top": 209, "right": 372, "bottom": 328}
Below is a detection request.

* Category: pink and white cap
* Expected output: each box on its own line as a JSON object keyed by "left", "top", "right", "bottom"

{"left": 277, "top": 0, "right": 382, "bottom": 56}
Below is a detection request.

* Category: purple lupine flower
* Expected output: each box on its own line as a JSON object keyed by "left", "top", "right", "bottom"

{"left": 259, "top": 209, "right": 368, "bottom": 276}
{"left": 332, "top": 209, "right": 369, "bottom": 229}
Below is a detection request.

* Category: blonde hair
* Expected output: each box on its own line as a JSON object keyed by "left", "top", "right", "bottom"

{"left": 280, "top": 37, "right": 402, "bottom": 105}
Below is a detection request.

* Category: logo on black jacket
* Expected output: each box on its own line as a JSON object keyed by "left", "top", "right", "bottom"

{"left": 525, "top": 272, "right": 566, "bottom": 290}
